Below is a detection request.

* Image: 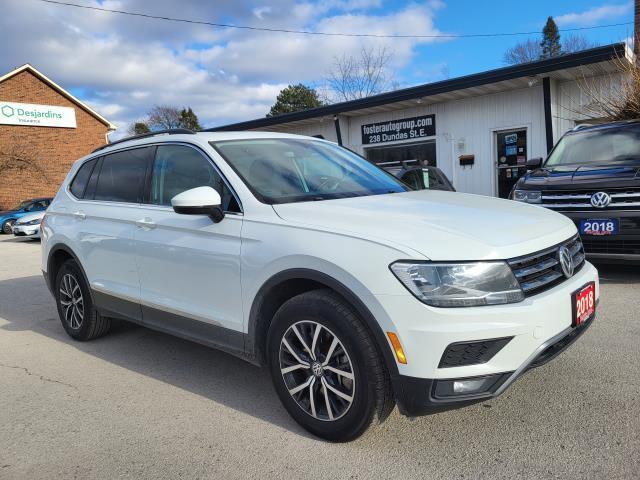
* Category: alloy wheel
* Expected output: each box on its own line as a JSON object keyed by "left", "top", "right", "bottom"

{"left": 59, "top": 273, "right": 84, "bottom": 329}
{"left": 279, "top": 320, "right": 355, "bottom": 421}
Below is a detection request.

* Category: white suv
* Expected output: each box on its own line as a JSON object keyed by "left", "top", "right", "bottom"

{"left": 41, "top": 130, "right": 599, "bottom": 441}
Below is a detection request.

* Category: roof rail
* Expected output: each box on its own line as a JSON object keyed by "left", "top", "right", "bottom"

{"left": 92, "top": 128, "right": 196, "bottom": 153}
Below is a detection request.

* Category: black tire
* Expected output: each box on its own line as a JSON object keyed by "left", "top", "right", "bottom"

{"left": 54, "top": 259, "right": 111, "bottom": 341}
{"left": 2, "top": 219, "right": 15, "bottom": 234}
{"left": 267, "top": 289, "right": 394, "bottom": 442}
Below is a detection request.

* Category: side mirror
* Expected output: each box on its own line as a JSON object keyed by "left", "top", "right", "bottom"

{"left": 171, "top": 186, "right": 224, "bottom": 223}
{"left": 526, "top": 157, "right": 543, "bottom": 170}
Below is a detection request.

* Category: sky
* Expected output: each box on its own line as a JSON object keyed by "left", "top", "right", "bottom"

{"left": 0, "top": 0, "right": 634, "bottom": 138}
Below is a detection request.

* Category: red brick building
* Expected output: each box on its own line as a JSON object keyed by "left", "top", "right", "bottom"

{"left": 0, "top": 64, "right": 115, "bottom": 209}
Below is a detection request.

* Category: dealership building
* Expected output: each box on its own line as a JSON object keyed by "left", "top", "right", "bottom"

{"left": 0, "top": 64, "right": 115, "bottom": 209}
{"left": 212, "top": 43, "right": 630, "bottom": 198}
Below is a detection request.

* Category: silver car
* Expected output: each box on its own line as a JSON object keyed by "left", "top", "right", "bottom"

{"left": 12, "top": 211, "right": 45, "bottom": 239}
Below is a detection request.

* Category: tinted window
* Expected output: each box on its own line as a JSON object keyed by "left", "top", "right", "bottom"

{"left": 84, "top": 157, "right": 102, "bottom": 200}
{"left": 150, "top": 145, "right": 240, "bottom": 212}
{"left": 94, "top": 148, "right": 149, "bottom": 203}
{"left": 70, "top": 159, "right": 97, "bottom": 198}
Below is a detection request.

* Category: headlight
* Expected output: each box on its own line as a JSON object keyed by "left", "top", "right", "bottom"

{"left": 19, "top": 219, "right": 41, "bottom": 226}
{"left": 513, "top": 190, "right": 541, "bottom": 204}
{"left": 390, "top": 262, "right": 524, "bottom": 307}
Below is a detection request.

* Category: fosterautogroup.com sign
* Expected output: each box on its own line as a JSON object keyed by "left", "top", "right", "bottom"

{"left": 0, "top": 101, "right": 77, "bottom": 128}
{"left": 361, "top": 114, "right": 435, "bottom": 145}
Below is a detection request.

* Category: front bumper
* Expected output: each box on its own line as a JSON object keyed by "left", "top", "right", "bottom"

{"left": 394, "top": 312, "right": 595, "bottom": 416}
{"left": 12, "top": 225, "right": 40, "bottom": 237}
{"left": 374, "top": 260, "right": 599, "bottom": 416}
{"left": 558, "top": 209, "right": 640, "bottom": 260}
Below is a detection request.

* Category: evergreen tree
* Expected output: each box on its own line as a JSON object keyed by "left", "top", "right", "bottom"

{"left": 179, "top": 107, "right": 201, "bottom": 130}
{"left": 540, "top": 17, "right": 561, "bottom": 59}
{"left": 267, "top": 84, "right": 323, "bottom": 117}
{"left": 133, "top": 122, "right": 150, "bottom": 134}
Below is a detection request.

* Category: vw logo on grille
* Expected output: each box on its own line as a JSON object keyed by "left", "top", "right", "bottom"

{"left": 590, "top": 191, "right": 611, "bottom": 208}
{"left": 558, "top": 246, "right": 574, "bottom": 279}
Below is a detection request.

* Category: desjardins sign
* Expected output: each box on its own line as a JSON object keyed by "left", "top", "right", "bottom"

{"left": 361, "top": 114, "right": 435, "bottom": 145}
{"left": 0, "top": 101, "right": 77, "bottom": 128}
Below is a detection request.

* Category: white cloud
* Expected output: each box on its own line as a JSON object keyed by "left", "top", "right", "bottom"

{"left": 555, "top": 3, "right": 632, "bottom": 27}
{"left": 0, "top": 0, "right": 447, "bottom": 136}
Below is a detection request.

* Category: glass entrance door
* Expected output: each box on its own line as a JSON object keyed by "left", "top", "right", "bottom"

{"left": 495, "top": 129, "right": 527, "bottom": 198}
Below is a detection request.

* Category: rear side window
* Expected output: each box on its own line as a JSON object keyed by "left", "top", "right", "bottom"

{"left": 150, "top": 145, "right": 240, "bottom": 212}
{"left": 94, "top": 148, "right": 150, "bottom": 203}
{"left": 69, "top": 159, "right": 97, "bottom": 198}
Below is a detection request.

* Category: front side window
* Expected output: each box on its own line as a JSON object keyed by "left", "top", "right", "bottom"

{"left": 94, "top": 148, "right": 149, "bottom": 203}
{"left": 26, "top": 200, "right": 49, "bottom": 211}
{"left": 546, "top": 125, "right": 640, "bottom": 166}
{"left": 150, "top": 145, "right": 240, "bottom": 212}
{"left": 211, "top": 139, "right": 408, "bottom": 204}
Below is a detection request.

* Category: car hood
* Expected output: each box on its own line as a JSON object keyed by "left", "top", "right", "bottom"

{"left": 272, "top": 190, "right": 576, "bottom": 260}
{"left": 521, "top": 163, "right": 640, "bottom": 190}
{"left": 15, "top": 211, "right": 45, "bottom": 224}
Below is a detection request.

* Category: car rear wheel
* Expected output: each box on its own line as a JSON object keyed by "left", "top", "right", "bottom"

{"left": 267, "top": 289, "right": 393, "bottom": 442}
{"left": 55, "top": 260, "right": 111, "bottom": 341}
{"left": 2, "top": 219, "right": 15, "bottom": 234}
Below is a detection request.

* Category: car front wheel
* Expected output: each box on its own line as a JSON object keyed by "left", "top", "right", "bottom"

{"left": 267, "top": 289, "right": 393, "bottom": 442}
{"left": 2, "top": 219, "right": 15, "bottom": 234}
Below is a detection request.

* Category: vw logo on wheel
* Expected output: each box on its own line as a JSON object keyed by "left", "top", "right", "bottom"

{"left": 590, "top": 191, "right": 611, "bottom": 208}
{"left": 558, "top": 246, "right": 574, "bottom": 279}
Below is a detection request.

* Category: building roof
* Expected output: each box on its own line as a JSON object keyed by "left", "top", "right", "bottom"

{"left": 207, "top": 42, "right": 630, "bottom": 132}
{"left": 0, "top": 64, "right": 117, "bottom": 131}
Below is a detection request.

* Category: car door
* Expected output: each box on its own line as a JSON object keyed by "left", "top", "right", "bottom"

{"left": 73, "top": 147, "right": 152, "bottom": 321}
{"left": 133, "top": 143, "right": 244, "bottom": 348}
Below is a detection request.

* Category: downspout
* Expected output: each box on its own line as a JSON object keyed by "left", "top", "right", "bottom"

{"left": 333, "top": 115, "right": 343, "bottom": 146}
{"left": 543, "top": 77, "right": 554, "bottom": 154}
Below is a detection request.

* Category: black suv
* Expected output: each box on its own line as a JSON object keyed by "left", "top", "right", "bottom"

{"left": 512, "top": 120, "right": 640, "bottom": 261}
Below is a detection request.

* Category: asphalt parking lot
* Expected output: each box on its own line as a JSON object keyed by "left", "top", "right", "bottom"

{"left": 0, "top": 236, "right": 639, "bottom": 479}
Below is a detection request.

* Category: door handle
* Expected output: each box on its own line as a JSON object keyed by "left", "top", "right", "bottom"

{"left": 135, "top": 218, "right": 156, "bottom": 229}
{"left": 73, "top": 211, "right": 86, "bottom": 220}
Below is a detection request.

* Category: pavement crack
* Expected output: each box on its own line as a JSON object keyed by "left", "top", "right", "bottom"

{"left": 0, "top": 362, "right": 79, "bottom": 392}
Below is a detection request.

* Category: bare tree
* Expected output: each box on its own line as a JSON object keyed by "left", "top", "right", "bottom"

{"left": 562, "top": 35, "right": 597, "bottom": 54}
{"left": 503, "top": 39, "right": 542, "bottom": 65}
{"left": 0, "top": 131, "right": 48, "bottom": 180}
{"left": 504, "top": 35, "right": 597, "bottom": 65}
{"left": 147, "top": 105, "right": 182, "bottom": 130}
{"left": 325, "top": 47, "right": 395, "bottom": 102}
{"left": 576, "top": 56, "right": 640, "bottom": 121}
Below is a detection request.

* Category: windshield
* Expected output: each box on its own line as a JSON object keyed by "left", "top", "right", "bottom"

{"left": 211, "top": 139, "right": 408, "bottom": 204}
{"left": 10, "top": 200, "right": 30, "bottom": 211}
{"left": 546, "top": 126, "right": 640, "bottom": 166}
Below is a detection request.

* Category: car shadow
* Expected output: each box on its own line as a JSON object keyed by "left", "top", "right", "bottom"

{"left": 0, "top": 275, "right": 312, "bottom": 438}
{"left": 592, "top": 261, "right": 640, "bottom": 284}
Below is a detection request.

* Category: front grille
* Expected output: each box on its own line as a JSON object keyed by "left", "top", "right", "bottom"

{"left": 541, "top": 188, "right": 640, "bottom": 210}
{"left": 582, "top": 237, "right": 640, "bottom": 255}
{"left": 438, "top": 337, "right": 513, "bottom": 368}
{"left": 507, "top": 235, "right": 585, "bottom": 296}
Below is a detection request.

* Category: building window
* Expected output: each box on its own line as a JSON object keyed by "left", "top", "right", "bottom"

{"left": 365, "top": 140, "right": 436, "bottom": 168}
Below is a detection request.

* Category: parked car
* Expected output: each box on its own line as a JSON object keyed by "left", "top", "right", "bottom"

{"left": 512, "top": 120, "right": 640, "bottom": 261}
{"left": 41, "top": 130, "right": 598, "bottom": 441}
{"left": 384, "top": 163, "right": 455, "bottom": 191}
{"left": 11, "top": 210, "right": 46, "bottom": 239}
{"left": 0, "top": 198, "right": 51, "bottom": 234}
